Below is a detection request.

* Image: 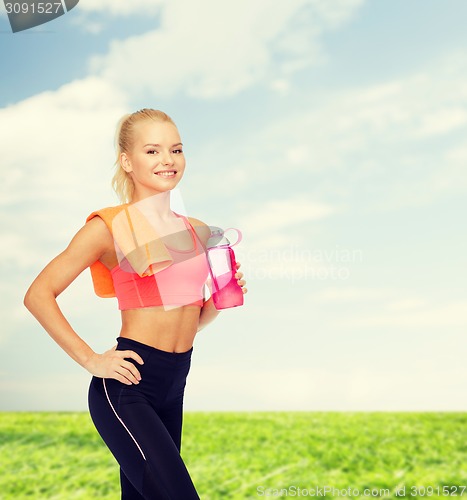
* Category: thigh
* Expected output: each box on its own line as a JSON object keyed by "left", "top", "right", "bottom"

{"left": 157, "top": 400, "right": 184, "bottom": 452}
{"left": 88, "top": 376, "right": 199, "bottom": 499}
{"left": 120, "top": 468, "right": 144, "bottom": 500}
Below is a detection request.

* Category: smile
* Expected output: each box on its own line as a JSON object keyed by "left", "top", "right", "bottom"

{"left": 155, "top": 170, "right": 177, "bottom": 177}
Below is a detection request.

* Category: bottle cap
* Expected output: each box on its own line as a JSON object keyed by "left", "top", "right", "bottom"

{"left": 207, "top": 226, "right": 242, "bottom": 249}
{"left": 207, "top": 227, "right": 230, "bottom": 249}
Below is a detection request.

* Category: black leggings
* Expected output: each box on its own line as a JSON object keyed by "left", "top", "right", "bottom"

{"left": 87, "top": 336, "right": 200, "bottom": 499}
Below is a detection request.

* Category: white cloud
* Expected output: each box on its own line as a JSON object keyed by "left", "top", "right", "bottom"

{"left": 308, "top": 286, "right": 467, "bottom": 329}
{"left": 0, "top": 76, "right": 128, "bottom": 210}
{"left": 0, "top": 282, "right": 28, "bottom": 346}
{"left": 269, "top": 79, "right": 291, "bottom": 94}
{"left": 309, "top": 0, "right": 365, "bottom": 29}
{"left": 416, "top": 107, "right": 467, "bottom": 137}
{"left": 334, "top": 298, "right": 467, "bottom": 329}
{"left": 230, "top": 196, "right": 337, "bottom": 281}
{"left": 385, "top": 298, "right": 427, "bottom": 312}
{"left": 239, "top": 196, "right": 336, "bottom": 235}
{"left": 190, "top": 64, "right": 467, "bottom": 206}
{"left": 1, "top": 232, "right": 43, "bottom": 270}
{"left": 70, "top": 18, "right": 104, "bottom": 34}
{"left": 310, "top": 286, "right": 394, "bottom": 303}
{"left": 77, "top": 0, "right": 165, "bottom": 15}
{"left": 220, "top": 49, "right": 467, "bottom": 212}
{"left": 69, "top": 0, "right": 162, "bottom": 33}
{"left": 87, "top": 0, "right": 364, "bottom": 99}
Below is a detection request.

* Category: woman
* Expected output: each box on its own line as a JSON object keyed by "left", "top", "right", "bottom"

{"left": 23, "top": 108, "right": 247, "bottom": 499}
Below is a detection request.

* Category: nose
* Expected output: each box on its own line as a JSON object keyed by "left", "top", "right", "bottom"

{"left": 161, "top": 150, "right": 174, "bottom": 166}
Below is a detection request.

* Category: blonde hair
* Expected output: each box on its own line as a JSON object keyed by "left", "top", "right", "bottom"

{"left": 111, "top": 108, "right": 177, "bottom": 204}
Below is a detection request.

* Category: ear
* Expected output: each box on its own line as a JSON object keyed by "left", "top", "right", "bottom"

{"left": 120, "top": 152, "right": 133, "bottom": 173}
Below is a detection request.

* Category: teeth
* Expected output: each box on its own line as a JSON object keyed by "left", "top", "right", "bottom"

{"left": 156, "top": 171, "right": 175, "bottom": 177}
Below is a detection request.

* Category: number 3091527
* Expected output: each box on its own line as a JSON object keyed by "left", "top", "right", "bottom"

{"left": 5, "top": 3, "right": 63, "bottom": 14}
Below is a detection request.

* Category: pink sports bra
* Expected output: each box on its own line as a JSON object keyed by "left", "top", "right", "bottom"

{"left": 110, "top": 213, "right": 210, "bottom": 310}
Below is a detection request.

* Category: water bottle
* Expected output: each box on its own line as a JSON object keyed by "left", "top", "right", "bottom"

{"left": 206, "top": 226, "right": 244, "bottom": 310}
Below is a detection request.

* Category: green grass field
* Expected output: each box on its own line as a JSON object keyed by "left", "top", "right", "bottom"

{"left": 1, "top": 412, "right": 466, "bottom": 499}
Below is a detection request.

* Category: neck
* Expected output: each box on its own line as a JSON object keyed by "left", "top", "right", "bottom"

{"left": 129, "top": 191, "right": 173, "bottom": 219}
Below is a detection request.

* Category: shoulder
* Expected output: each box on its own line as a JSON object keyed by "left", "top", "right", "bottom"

{"left": 63, "top": 210, "right": 114, "bottom": 263}
{"left": 84, "top": 204, "right": 128, "bottom": 247}
{"left": 86, "top": 204, "right": 128, "bottom": 225}
{"left": 187, "top": 216, "right": 212, "bottom": 246}
{"left": 79, "top": 211, "right": 113, "bottom": 245}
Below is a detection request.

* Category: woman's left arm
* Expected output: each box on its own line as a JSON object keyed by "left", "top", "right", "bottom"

{"left": 197, "top": 261, "right": 247, "bottom": 332}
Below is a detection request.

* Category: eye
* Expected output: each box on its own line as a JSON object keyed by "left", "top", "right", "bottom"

{"left": 173, "top": 149, "right": 184, "bottom": 154}
{"left": 147, "top": 150, "right": 158, "bottom": 155}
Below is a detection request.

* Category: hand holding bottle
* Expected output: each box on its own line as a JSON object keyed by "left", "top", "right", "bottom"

{"left": 234, "top": 261, "right": 248, "bottom": 294}
{"left": 206, "top": 227, "right": 245, "bottom": 310}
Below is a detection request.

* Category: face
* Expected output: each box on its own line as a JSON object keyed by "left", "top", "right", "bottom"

{"left": 121, "top": 120, "right": 186, "bottom": 199}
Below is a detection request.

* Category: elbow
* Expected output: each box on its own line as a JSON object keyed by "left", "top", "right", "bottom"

{"left": 24, "top": 282, "right": 53, "bottom": 313}
{"left": 23, "top": 284, "right": 38, "bottom": 312}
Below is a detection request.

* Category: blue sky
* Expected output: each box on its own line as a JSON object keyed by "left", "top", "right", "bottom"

{"left": 1, "top": 0, "right": 466, "bottom": 411}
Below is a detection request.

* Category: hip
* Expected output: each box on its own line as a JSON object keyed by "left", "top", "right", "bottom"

{"left": 90, "top": 336, "right": 193, "bottom": 406}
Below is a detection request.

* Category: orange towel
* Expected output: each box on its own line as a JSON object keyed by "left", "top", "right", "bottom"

{"left": 86, "top": 204, "right": 174, "bottom": 298}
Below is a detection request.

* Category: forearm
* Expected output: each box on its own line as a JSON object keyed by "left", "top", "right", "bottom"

{"left": 197, "top": 296, "right": 221, "bottom": 332}
{"left": 24, "top": 287, "right": 95, "bottom": 371}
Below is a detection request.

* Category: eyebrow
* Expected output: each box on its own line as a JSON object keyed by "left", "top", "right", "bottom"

{"left": 143, "top": 142, "right": 183, "bottom": 148}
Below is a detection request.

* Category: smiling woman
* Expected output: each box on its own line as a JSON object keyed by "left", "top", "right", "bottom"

{"left": 125, "top": 125, "right": 184, "bottom": 188}
{"left": 111, "top": 110, "right": 185, "bottom": 204}
{"left": 23, "top": 108, "right": 248, "bottom": 499}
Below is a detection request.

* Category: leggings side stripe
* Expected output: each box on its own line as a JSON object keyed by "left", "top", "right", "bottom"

{"left": 103, "top": 378, "right": 147, "bottom": 461}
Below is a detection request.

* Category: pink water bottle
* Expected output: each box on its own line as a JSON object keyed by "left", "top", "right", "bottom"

{"left": 206, "top": 227, "right": 244, "bottom": 310}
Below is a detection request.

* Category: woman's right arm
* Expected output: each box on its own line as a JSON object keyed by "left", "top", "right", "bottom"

{"left": 23, "top": 217, "right": 143, "bottom": 385}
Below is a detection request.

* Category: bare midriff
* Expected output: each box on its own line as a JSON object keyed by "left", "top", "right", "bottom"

{"left": 119, "top": 305, "right": 202, "bottom": 353}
